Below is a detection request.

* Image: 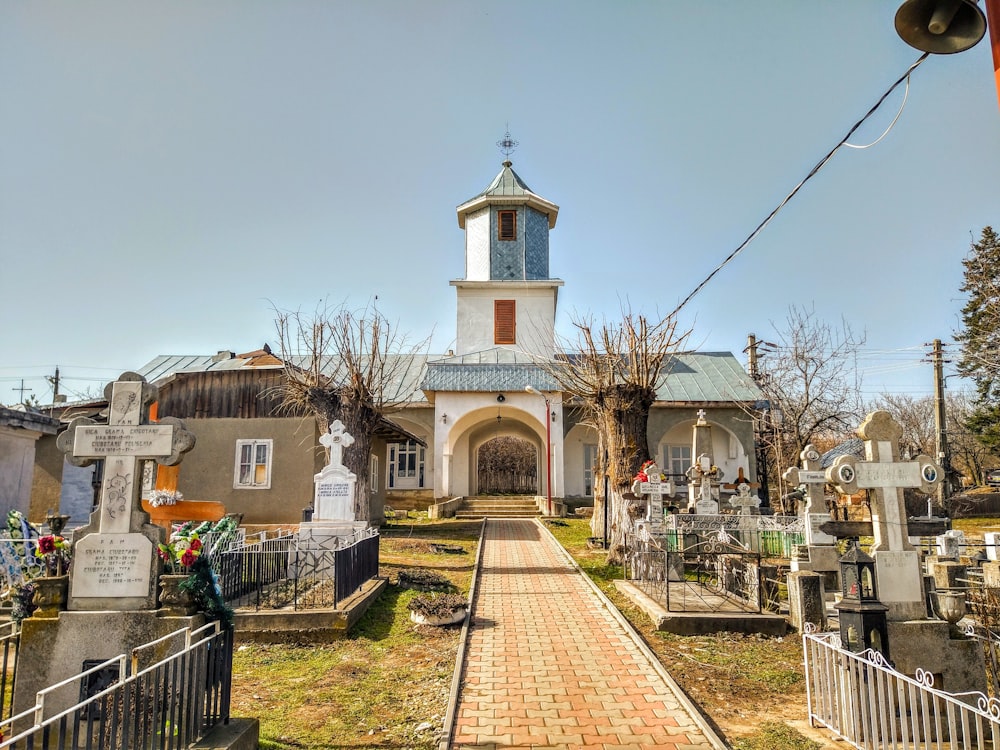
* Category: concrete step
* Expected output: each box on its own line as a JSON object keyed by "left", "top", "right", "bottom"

{"left": 455, "top": 510, "right": 542, "bottom": 519}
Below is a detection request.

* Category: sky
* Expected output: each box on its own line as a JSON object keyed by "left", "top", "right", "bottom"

{"left": 1, "top": 1, "right": 998, "bottom": 407}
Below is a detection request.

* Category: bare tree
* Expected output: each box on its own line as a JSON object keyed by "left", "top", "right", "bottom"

{"left": 947, "top": 391, "right": 998, "bottom": 487}
{"left": 546, "top": 310, "right": 689, "bottom": 563}
{"left": 870, "top": 393, "right": 936, "bottom": 459}
{"left": 754, "top": 305, "right": 866, "bottom": 505}
{"left": 273, "top": 301, "right": 428, "bottom": 522}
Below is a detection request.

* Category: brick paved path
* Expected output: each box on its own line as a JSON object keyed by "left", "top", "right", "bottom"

{"left": 450, "top": 519, "right": 723, "bottom": 750}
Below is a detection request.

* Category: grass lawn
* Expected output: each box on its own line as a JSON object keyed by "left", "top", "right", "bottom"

{"left": 230, "top": 519, "right": 480, "bottom": 749}
{"left": 231, "top": 516, "right": 837, "bottom": 749}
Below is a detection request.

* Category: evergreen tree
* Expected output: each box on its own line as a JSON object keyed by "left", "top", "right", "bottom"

{"left": 955, "top": 226, "right": 1000, "bottom": 450}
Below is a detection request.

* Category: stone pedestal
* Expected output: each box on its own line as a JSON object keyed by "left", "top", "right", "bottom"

{"left": 787, "top": 571, "right": 826, "bottom": 632}
{"left": 12, "top": 610, "right": 205, "bottom": 722}
{"left": 887, "top": 619, "right": 986, "bottom": 694}
{"left": 790, "top": 544, "right": 841, "bottom": 595}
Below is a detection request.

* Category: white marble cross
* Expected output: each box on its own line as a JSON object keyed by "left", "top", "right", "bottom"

{"left": 631, "top": 461, "right": 673, "bottom": 531}
{"left": 57, "top": 373, "right": 195, "bottom": 534}
{"left": 827, "top": 410, "right": 942, "bottom": 621}
{"left": 783, "top": 444, "right": 833, "bottom": 544}
{"left": 827, "top": 411, "right": 941, "bottom": 553}
{"left": 319, "top": 420, "right": 355, "bottom": 468}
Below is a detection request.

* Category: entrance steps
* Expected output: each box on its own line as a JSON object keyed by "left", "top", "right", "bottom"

{"left": 454, "top": 495, "right": 541, "bottom": 519}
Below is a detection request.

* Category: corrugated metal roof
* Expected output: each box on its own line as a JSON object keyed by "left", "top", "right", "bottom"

{"left": 821, "top": 438, "right": 864, "bottom": 468}
{"left": 430, "top": 348, "right": 541, "bottom": 365}
{"left": 135, "top": 350, "right": 761, "bottom": 404}
{"left": 655, "top": 352, "right": 762, "bottom": 403}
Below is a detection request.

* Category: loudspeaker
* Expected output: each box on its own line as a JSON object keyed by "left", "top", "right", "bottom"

{"left": 895, "top": 0, "right": 987, "bottom": 53}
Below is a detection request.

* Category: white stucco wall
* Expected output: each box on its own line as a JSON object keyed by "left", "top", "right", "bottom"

{"left": 563, "top": 423, "right": 598, "bottom": 498}
{"left": 433, "top": 391, "right": 563, "bottom": 498}
{"left": 452, "top": 282, "right": 560, "bottom": 358}
{"left": 465, "top": 208, "right": 490, "bottom": 280}
{"left": 0, "top": 428, "right": 41, "bottom": 516}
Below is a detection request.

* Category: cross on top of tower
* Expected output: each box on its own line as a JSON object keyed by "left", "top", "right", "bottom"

{"left": 497, "top": 126, "right": 518, "bottom": 161}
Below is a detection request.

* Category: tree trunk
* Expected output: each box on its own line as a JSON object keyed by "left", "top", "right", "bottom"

{"left": 598, "top": 386, "right": 653, "bottom": 565}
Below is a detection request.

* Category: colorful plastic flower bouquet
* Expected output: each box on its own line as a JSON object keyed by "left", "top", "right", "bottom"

{"left": 157, "top": 531, "right": 203, "bottom": 573}
{"left": 35, "top": 534, "right": 71, "bottom": 577}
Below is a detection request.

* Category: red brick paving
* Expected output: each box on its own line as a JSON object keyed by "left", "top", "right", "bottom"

{"left": 450, "top": 519, "right": 723, "bottom": 750}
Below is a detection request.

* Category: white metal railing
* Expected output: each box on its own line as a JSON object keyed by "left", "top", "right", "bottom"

{"left": 803, "top": 625, "right": 1000, "bottom": 749}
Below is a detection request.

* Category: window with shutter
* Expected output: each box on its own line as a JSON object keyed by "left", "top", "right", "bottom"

{"left": 495, "top": 300, "right": 516, "bottom": 344}
{"left": 498, "top": 210, "right": 516, "bottom": 241}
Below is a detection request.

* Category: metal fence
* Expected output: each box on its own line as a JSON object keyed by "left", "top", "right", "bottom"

{"left": 803, "top": 626, "right": 1000, "bottom": 749}
{"left": 215, "top": 527, "right": 380, "bottom": 610}
{"left": 627, "top": 532, "right": 765, "bottom": 613}
{"left": 0, "top": 622, "right": 232, "bottom": 750}
{"left": 0, "top": 622, "right": 19, "bottom": 724}
{"left": 661, "top": 513, "right": 804, "bottom": 558}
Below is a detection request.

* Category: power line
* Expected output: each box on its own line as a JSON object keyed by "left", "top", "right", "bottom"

{"left": 669, "top": 53, "right": 930, "bottom": 320}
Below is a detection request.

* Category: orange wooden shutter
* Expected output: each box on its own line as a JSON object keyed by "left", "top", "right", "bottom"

{"left": 495, "top": 300, "right": 516, "bottom": 344}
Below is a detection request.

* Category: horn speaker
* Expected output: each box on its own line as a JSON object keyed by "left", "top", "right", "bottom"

{"left": 895, "top": 0, "right": 987, "bottom": 53}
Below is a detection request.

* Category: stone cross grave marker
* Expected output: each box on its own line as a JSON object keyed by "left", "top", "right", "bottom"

{"left": 313, "top": 420, "right": 357, "bottom": 521}
{"left": 723, "top": 467, "right": 760, "bottom": 515}
{"left": 827, "top": 410, "right": 942, "bottom": 621}
{"left": 631, "top": 461, "right": 673, "bottom": 533}
{"left": 783, "top": 444, "right": 835, "bottom": 545}
{"left": 56, "top": 372, "right": 195, "bottom": 607}
{"left": 686, "top": 453, "right": 722, "bottom": 514}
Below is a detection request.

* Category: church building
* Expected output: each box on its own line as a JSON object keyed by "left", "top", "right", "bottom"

{"left": 32, "top": 153, "right": 764, "bottom": 526}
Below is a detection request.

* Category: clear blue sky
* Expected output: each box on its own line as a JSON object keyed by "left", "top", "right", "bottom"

{"left": 2, "top": 1, "right": 997, "bottom": 405}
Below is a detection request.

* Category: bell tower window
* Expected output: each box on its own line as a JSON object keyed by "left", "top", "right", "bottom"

{"left": 498, "top": 210, "right": 517, "bottom": 241}
{"left": 495, "top": 300, "right": 516, "bottom": 344}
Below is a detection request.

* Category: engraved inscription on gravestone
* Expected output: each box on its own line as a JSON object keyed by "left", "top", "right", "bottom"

{"left": 56, "top": 372, "right": 196, "bottom": 609}
{"left": 72, "top": 533, "right": 154, "bottom": 598}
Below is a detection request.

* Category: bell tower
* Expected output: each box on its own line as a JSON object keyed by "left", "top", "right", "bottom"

{"left": 451, "top": 134, "right": 563, "bottom": 359}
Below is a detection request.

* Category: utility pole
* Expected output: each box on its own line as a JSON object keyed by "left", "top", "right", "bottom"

{"left": 745, "top": 333, "right": 776, "bottom": 510}
{"left": 746, "top": 333, "right": 759, "bottom": 379}
{"left": 928, "top": 339, "right": 951, "bottom": 510}
{"left": 46, "top": 367, "right": 65, "bottom": 404}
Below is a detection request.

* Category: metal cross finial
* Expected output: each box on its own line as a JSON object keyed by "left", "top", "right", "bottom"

{"left": 497, "top": 126, "right": 518, "bottom": 160}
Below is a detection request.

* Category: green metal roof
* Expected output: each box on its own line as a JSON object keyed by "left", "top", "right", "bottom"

{"left": 456, "top": 160, "right": 559, "bottom": 229}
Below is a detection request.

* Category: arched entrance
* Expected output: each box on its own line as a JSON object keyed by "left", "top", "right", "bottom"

{"left": 477, "top": 436, "right": 537, "bottom": 494}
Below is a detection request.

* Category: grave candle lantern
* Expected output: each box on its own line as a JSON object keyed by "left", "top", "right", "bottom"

{"left": 835, "top": 540, "right": 890, "bottom": 660}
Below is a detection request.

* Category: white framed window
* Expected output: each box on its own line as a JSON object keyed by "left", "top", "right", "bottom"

{"left": 387, "top": 440, "right": 425, "bottom": 489}
{"left": 370, "top": 455, "right": 379, "bottom": 493}
{"left": 664, "top": 445, "right": 692, "bottom": 479}
{"left": 234, "top": 439, "right": 272, "bottom": 489}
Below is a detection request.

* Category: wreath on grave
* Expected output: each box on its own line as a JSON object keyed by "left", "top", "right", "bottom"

{"left": 158, "top": 519, "right": 235, "bottom": 627}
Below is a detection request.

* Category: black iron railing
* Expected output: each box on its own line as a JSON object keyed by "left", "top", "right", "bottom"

{"left": 1, "top": 622, "right": 232, "bottom": 750}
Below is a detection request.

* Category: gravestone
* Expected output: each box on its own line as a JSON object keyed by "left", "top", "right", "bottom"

{"left": 14, "top": 373, "right": 203, "bottom": 722}
{"left": 826, "top": 411, "right": 941, "bottom": 621}
{"left": 314, "top": 420, "right": 357, "bottom": 521}
{"left": 936, "top": 529, "right": 966, "bottom": 559}
{"left": 299, "top": 420, "right": 367, "bottom": 555}
{"left": 56, "top": 372, "right": 195, "bottom": 610}
{"left": 825, "top": 411, "right": 984, "bottom": 692}
{"left": 723, "top": 468, "right": 760, "bottom": 515}
{"left": 631, "top": 461, "right": 674, "bottom": 534}
{"left": 686, "top": 453, "right": 721, "bottom": 514}
{"left": 785, "top": 445, "right": 839, "bottom": 587}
